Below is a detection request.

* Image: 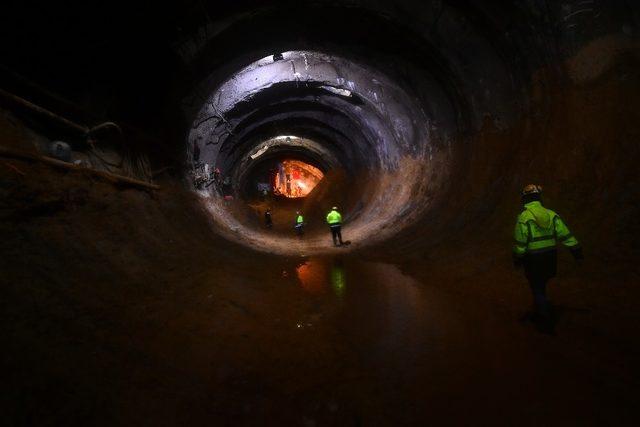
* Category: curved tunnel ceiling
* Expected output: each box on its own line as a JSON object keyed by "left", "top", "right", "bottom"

{"left": 188, "top": 50, "right": 433, "bottom": 169}
{"left": 186, "top": 50, "right": 441, "bottom": 252}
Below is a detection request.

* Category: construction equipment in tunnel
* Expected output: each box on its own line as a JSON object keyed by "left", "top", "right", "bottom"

{"left": 0, "top": 86, "right": 155, "bottom": 185}
{"left": 513, "top": 185, "right": 584, "bottom": 330}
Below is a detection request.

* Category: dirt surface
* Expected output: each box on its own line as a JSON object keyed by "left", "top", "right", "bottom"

{"left": 1, "top": 146, "right": 639, "bottom": 426}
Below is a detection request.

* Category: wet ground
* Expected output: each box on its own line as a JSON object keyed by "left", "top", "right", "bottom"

{"left": 3, "top": 249, "right": 637, "bottom": 425}
{"left": 1, "top": 157, "right": 638, "bottom": 426}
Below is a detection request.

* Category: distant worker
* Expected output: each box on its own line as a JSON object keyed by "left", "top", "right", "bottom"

{"left": 326, "top": 206, "right": 344, "bottom": 246}
{"left": 295, "top": 211, "right": 305, "bottom": 237}
{"left": 513, "top": 185, "right": 583, "bottom": 327}
{"left": 265, "top": 208, "right": 273, "bottom": 229}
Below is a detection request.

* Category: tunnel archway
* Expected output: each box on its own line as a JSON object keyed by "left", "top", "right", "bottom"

{"left": 2, "top": 2, "right": 640, "bottom": 424}
{"left": 185, "top": 49, "right": 449, "bottom": 252}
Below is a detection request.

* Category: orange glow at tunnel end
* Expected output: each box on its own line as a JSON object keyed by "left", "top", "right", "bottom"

{"left": 274, "top": 159, "right": 324, "bottom": 198}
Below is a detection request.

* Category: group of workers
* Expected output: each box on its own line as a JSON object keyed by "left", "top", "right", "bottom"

{"left": 263, "top": 206, "right": 345, "bottom": 246}
{"left": 262, "top": 184, "right": 582, "bottom": 332}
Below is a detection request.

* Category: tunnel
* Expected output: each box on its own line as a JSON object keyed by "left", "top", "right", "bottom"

{"left": 1, "top": 1, "right": 639, "bottom": 425}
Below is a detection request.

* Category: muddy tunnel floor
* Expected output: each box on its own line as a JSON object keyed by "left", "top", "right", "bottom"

{"left": 2, "top": 1, "right": 640, "bottom": 426}
{"left": 0, "top": 162, "right": 638, "bottom": 426}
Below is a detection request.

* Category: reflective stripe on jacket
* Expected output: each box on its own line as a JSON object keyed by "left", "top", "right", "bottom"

{"left": 326, "top": 210, "right": 342, "bottom": 225}
{"left": 513, "top": 201, "right": 579, "bottom": 257}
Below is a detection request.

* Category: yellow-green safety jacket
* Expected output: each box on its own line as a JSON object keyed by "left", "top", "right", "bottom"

{"left": 513, "top": 201, "right": 579, "bottom": 257}
{"left": 326, "top": 210, "right": 342, "bottom": 225}
{"left": 296, "top": 214, "right": 304, "bottom": 225}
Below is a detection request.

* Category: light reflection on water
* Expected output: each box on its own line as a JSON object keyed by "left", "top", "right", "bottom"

{"left": 293, "top": 258, "right": 430, "bottom": 356}
{"left": 296, "top": 258, "right": 346, "bottom": 298}
{"left": 295, "top": 259, "right": 327, "bottom": 294}
{"left": 331, "top": 264, "right": 346, "bottom": 298}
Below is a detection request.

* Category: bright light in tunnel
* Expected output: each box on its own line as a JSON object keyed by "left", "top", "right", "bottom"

{"left": 274, "top": 159, "right": 324, "bottom": 198}
{"left": 273, "top": 135, "right": 300, "bottom": 142}
{"left": 248, "top": 136, "right": 303, "bottom": 160}
{"left": 321, "top": 85, "right": 352, "bottom": 97}
{"left": 250, "top": 145, "right": 270, "bottom": 159}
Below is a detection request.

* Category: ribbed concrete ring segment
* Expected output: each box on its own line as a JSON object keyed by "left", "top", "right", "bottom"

{"left": 186, "top": 50, "right": 443, "bottom": 254}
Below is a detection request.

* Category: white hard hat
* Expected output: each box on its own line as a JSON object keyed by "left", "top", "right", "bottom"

{"left": 521, "top": 184, "right": 543, "bottom": 196}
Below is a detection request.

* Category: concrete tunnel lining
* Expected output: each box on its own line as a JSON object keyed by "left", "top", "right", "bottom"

{"left": 187, "top": 50, "right": 444, "bottom": 253}
{"left": 218, "top": 102, "right": 366, "bottom": 174}
{"left": 188, "top": 51, "right": 429, "bottom": 170}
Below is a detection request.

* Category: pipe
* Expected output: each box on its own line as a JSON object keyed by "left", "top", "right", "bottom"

{"left": 0, "top": 88, "right": 134, "bottom": 171}
{"left": 0, "top": 88, "right": 127, "bottom": 143}
{"left": 0, "top": 145, "right": 160, "bottom": 191}
{"left": 0, "top": 68, "right": 162, "bottom": 149}
{"left": 0, "top": 88, "right": 89, "bottom": 135}
{"left": 87, "top": 121, "right": 124, "bottom": 138}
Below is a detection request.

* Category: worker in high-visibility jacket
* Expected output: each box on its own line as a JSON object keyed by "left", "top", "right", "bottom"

{"left": 326, "top": 206, "right": 344, "bottom": 246}
{"left": 513, "top": 184, "right": 583, "bottom": 321}
{"left": 294, "top": 211, "right": 304, "bottom": 237}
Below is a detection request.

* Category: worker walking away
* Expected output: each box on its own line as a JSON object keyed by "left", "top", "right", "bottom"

{"left": 295, "top": 211, "right": 304, "bottom": 237}
{"left": 265, "top": 208, "right": 273, "bottom": 229}
{"left": 513, "top": 184, "right": 583, "bottom": 332}
{"left": 326, "top": 206, "right": 344, "bottom": 246}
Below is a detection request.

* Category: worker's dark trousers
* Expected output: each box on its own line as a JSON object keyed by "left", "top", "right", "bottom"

{"left": 523, "top": 250, "right": 558, "bottom": 317}
{"left": 330, "top": 225, "right": 343, "bottom": 245}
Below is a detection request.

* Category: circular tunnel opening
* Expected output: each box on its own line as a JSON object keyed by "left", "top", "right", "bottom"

{"left": 272, "top": 159, "right": 324, "bottom": 199}
{"left": 235, "top": 143, "right": 330, "bottom": 237}
{"left": 236, "top": 135, "right": 329, "bottom": 200}
{"left": 242, "top": 156, "right": 325, "bottom": 201}
{"left": 186, "top": 49, "right": 444, "bottom": 253}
